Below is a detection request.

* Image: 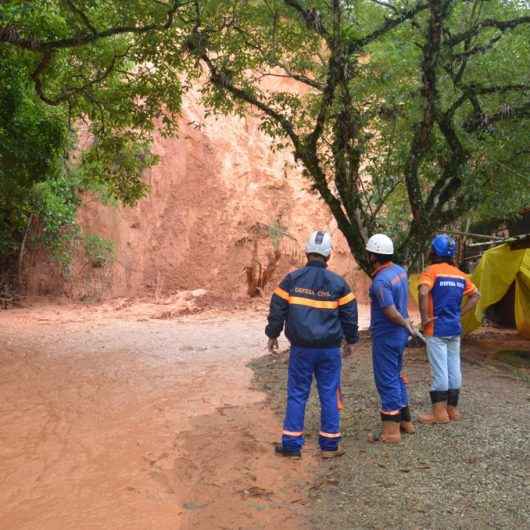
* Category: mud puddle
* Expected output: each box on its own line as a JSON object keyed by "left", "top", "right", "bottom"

{"left": 0, "top": 306, "right": 314, "bottom": 530}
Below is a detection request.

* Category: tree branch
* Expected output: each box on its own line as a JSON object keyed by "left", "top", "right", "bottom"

{"left": 32, "top": 53, "right": 122, "bottom": 105}
{"left": 403, "top": 0, "right": 446, "bottom": 224}
{"left": 199, "top": 53, "right": 303, "bottom": 153}
{"left": 425, "top": 111, "right": 468, "bottom": 213}
{"left": 64, "top": 0, "right": 98, "bottom": 34}
{"left": 450, "top": 33, "right": 502, "bottom": 61}
{"left": 371, "top": 179, "right": 402, "bottom": 220}
{"left": 445, "top": 15, "right": 530, "bottom": 48}
{"left": 368, "top": 0, "right": 399, "bottom": 14}
{"left": 305, "top": 54, "right": 339, "bottom": 150}
{"left": 465, "top": 83, "right": 530, "bottom": 96}
{"left": 351, "top": 1, "right": 428, "bottom": 50}
{"left": 0, "top": 0, "right": 184, "bottom": 51}
{"left": 282, "top": 0, "right": 330, "bottom": 40}
{"left": 31, "top": 52, "right": 56, "bottom": 105}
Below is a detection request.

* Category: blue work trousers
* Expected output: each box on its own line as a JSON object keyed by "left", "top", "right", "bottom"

{"left": 372, "top": 333, "right": 408, "bottom": 414}
{"left": 282, "top": 346, "right": 342, "bottom": 451}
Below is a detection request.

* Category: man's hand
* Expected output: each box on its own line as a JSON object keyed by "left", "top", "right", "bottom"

{"left": 267, "top": 337, "right": 279, "bottom": 354}
{"left": 420, "top": 316, "right": 436, "bottom": 331}
{"left": 383, "top": 305, "right": 418, "bottom": 337}
{"left": 462, "top": 291, "right": 480, "bottom": 316}
{"left": 343, "top": 343, "right": 355, "bottom": 358}
{"left": 405, "top": 319, "right": 418, "bottom": 338}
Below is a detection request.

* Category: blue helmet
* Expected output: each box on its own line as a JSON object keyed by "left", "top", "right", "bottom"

{"left": 431, "top": 234, "right": 456, "bottom": 257}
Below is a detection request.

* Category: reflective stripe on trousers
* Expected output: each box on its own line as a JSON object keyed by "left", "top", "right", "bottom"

{"left": 282, "top": 345, "right": 342, "bottom": 451}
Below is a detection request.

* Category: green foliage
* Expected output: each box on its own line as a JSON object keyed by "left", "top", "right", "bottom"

{"left": 365, "top": 0, "right": 530, "bottom": 234}
{"left": 2, "top": 0, "right": 528, "bottom": 279}
{"left": 181, "top": 0, "right": 530, "bottom": 270}
{"left": 0, "top": 49, "right": 70, "bottom": 262}
{"left": 78, "top": 134, "right": 158, "bottom": 206}
{"left": 1, "top": 1, "right": 176, "bottom": 281}
{"left": 83, "top": 234, "right": 115, "bottom": 268}
{"left": 30, "top": 175, "right": 81, "bottom": 266}
{"left": 268, "top": 220, "right": 288, "bottom": 251}
{"left": 0, "top": 1, "right": 186, "bottom": 138}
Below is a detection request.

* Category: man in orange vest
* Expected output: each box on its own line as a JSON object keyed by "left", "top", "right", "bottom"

{"left": 417, "top": 234, "right": 480, "bottom": 424}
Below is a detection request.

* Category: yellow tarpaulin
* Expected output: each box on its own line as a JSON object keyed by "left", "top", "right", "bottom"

{"left": 409, "top": 244, "right": 530, "bottom": 338}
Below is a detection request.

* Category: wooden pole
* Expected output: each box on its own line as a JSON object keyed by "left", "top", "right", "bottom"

{"left": 446, "top": 229, "right": 504, "bottom": 241}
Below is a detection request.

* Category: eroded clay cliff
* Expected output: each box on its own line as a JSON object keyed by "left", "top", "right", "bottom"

{"left": 24, "top": 88, "right": 370, "bottom": 304}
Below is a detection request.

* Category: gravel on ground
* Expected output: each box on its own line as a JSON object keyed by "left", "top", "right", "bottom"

{"left": 250, "top": 333, "right": 530, "bottom": 530}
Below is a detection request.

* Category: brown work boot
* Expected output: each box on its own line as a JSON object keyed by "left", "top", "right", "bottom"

{"left": 399, "top": 406, "right": 416, "bottom": 434}
{"left": 447, "top": 406, "right": 462, "bottom": 421}
{"left": 368, "top": 414, "right": 401, "bottom": 443}
{"left": 321, "top": 448, "right": 345, "bottom": 459}
{"left": 447, "top": 389, "right": 462, "bottom": 421}
{"left": 418, "top": 391, "right": 450, "bottom": 424}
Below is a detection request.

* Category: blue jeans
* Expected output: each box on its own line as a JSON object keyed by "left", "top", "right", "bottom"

{"left": 426, "top": 336, "right": 462, "bottom": 391}
{"left": 282, "top": 346, "right": 342, "bottom": 451}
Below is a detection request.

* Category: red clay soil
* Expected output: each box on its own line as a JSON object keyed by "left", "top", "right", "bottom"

{"left": 22, "top": 85, "right": 371, "bottom": 305}
{"left": 462, "top": 327, "right": 530, "bottom": 365}
{"left": 0, "top": 304, "right": 319, "bottom": 530}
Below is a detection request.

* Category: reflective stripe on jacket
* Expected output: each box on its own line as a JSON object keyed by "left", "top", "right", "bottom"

{"left": 265, "top": 260, "right": 359, "bottom": 348}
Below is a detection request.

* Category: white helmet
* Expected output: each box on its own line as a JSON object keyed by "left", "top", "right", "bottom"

{"left": 366, "top": 233, "right": 394, "bottom": 255}
{"left": 305, "top": 230, "right": 332, "bottom": 257}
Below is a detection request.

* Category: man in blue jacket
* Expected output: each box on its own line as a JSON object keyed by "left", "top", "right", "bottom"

{"left": 265, "top": 230, "right": 359, "bottom": 459}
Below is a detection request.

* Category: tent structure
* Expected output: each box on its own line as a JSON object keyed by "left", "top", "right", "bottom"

{"left": 409, "top": 243, "right": 530, "bottom": 339}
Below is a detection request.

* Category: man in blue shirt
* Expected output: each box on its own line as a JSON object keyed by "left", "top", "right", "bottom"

{"left": 417, "top": 234, "right": 480, "bottom": 424}
{"left": 366, "top": 234, "right": 417, "bottom": 443}
{"left": 266, "top": 230, "right": 359, "bottom": 458}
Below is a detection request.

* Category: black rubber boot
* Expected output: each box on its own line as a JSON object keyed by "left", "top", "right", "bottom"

{"left": 400, "top": 406, "right": 416, "bottom": 434}
{"left": 274, "top": 443, "right": 301, "bottom": 458}
{"left": 431, "top": 390, "right": 449, "bottom": 404}
{"left": 447, "top": 389, "right": 460, "bottom": 407}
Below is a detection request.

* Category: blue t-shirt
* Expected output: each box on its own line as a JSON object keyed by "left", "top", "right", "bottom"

{"left": 369, "top": 262, "right": 409, "bottom": 339}
{"left": 418, "top": 263, "right": 477, "bottom": 337}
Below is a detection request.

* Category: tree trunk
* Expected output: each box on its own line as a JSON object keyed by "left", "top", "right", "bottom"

{"left": 17, "top": 214, "right": 33, "bottom": 291}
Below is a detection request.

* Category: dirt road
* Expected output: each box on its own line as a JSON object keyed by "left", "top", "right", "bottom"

{"left": 0, "top": 304, "right": 321, "bottom": 530}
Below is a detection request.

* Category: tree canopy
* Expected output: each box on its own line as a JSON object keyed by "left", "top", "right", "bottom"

{"left": 0, "top": 1, "right": 190, "bottom": 280}
{"left": 180, "top": 0, "right": 529, "bottom": 271}
{"left": 1, "top": 0, "right": 529, "bottom": 279}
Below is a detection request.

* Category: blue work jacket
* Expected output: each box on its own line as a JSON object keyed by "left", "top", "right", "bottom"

{"left": 265, "top": 260, "right": 359, "bottom": 348}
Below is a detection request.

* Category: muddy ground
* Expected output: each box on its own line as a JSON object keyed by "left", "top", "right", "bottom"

{"left": 251, "top": 331, "right": 530, "bottom": 530}
{"left": 0, "top": 303, "right": 321, "bottom": 530}
{"left": 0, "top": 302, "right": 528, "bottom": 530}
